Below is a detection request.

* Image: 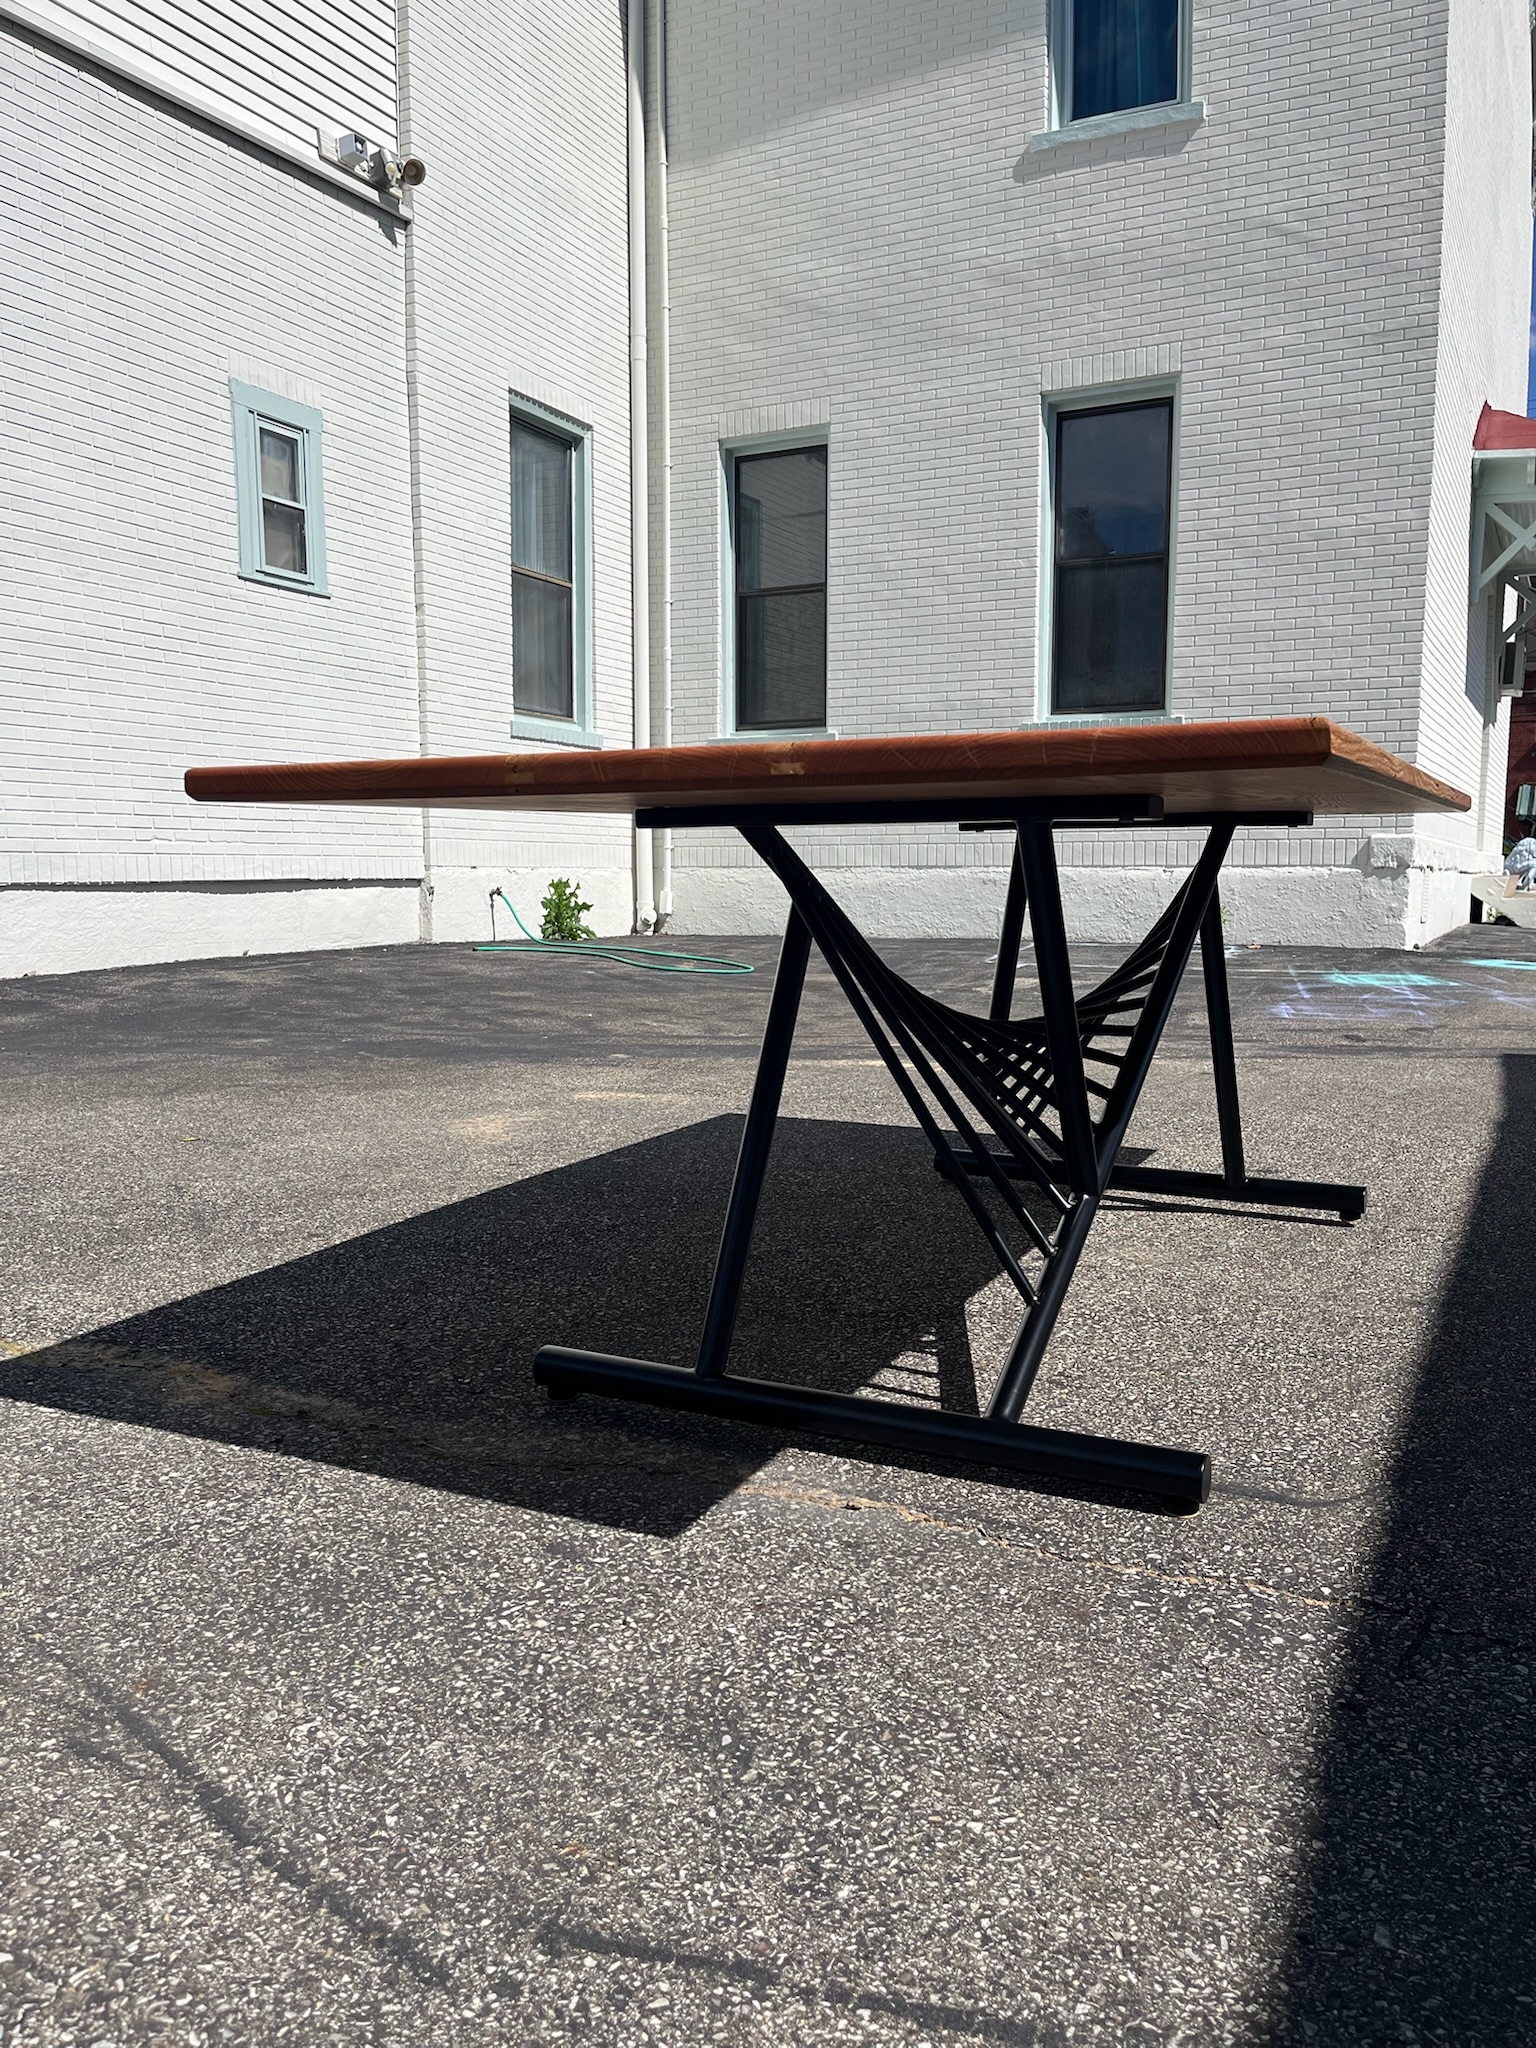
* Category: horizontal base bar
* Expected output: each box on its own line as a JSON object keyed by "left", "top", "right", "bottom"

{"left": 942, "top": 1152, "right": 1365, "bottom": 1221}
{"left": 533, "top": 1347, "right": 1211, "bottom": 1504}
{"left": 1110, "top": 1165, "right": 1366, "bottom": 1220}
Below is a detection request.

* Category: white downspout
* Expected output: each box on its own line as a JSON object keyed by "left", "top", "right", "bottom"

{"left": 398, "top": 0, "right": 433, "bottom": 941}
{"left": 645, "top": 0, "right": 673, "bottom": 926}
{"left": 627, "top": 0, "right": 655, "bottom": 932}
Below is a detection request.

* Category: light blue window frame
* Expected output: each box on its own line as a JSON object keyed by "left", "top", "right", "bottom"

{"left": 715, "top": 428, "right": 837, "bottom": 742}
{"left": 229, "top": 381, "right": 328, "bottom": 595}
{"left": 509, "top": 392, "right": 601, "bottom": 749}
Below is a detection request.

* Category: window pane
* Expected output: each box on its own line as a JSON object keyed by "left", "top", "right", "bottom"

{"left": 259, "top": 427, "right": 301, "bottom": 504}
{"left": 1072, "top": 0, "right": 1178, "bottom": 120}
{"left": 261, "top": 499, "right": 307, "bottom": 576}
{"left": 512, "top": 569, "right": 573, "bottom": 718}
{"left": 1054, "top": 561, "right": 1168, "bottom": 711}
{"left": 1056, "top": 404, "right": 1170, "bottom": 560}
{"left": 511, "top": 421, "right": 572, "bottom": 581}
{"left": 737, "top": 590, "right": 826, "bottom": 729}
{"left": 736, "top": 448, "right": 827, "bottom": 592}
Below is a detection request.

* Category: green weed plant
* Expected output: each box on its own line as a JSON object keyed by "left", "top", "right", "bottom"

{"left": 541, "top": 877, "right": 595, "bottom": 943}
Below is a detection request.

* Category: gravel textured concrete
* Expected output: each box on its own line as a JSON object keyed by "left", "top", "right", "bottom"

{"left": 2, "top": 918, "right": 1534, "bottom": 2046}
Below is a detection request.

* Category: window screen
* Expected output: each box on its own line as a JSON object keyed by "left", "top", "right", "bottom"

{"left": 734, "top": 446, "right": 828, "bottom": 731}
{"left": 1052, "top": 400, "right": 1172, "bottom": 715}
{"left": 1071, "top": 0, "right": 1179, "bottom": 121}
{"left": 511, "top": 419, "right": 575, "bottom": 721}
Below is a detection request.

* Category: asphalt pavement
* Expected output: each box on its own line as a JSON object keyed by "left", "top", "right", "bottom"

{"left": 2, "top": 917, "right": 1534, "bottom": 2047}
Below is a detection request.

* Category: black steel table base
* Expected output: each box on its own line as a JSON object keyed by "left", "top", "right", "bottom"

{"left": 534, "top": 803, "right": 1357, "bottom": 1509}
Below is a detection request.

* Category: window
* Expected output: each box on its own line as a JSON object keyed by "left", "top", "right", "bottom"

{"left": 732, "top": 445, "right": 828, "bottom": 732}
{"left": 509, "top": 399, "right": 599, "bottom": 745}
{"left": 512, "top": 419, "right": 574, "bottom": 719}
{"left": 230, "top": 383, "right": 327, "bottom": 594}
{"left": 1051, "top": 398, "right": 1172, "bottom": 715}
{"left": 1064, "top": 0, "right": 1179, "bottom": 123}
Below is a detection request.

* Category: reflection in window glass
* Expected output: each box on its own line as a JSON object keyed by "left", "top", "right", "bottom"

{"left": 511, "top": 419, "right": 575, "bottom": 720}
{"left": 259, "top": 429, "right": 300, "bottom": 503}
{"left": 1053, "top": 400, "right": 1171, "bottom": 714}
{"left": 1071, "top": 0, "right": 1178, "bottom": 121}
{"left": 735, "top": 447, "right": 827, "bottom": 730}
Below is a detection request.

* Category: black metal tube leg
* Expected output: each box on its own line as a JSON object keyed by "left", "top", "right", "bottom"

{"left": 987, "top": 1195, "right": 1099, "bottom": 1422}
{"left": 694, "top": 907, "right": 813, "bottom": 1378}
{"left": 989, "top": 836, "right": 1028, "bottom": 1023}
{"left": 1198, "top": 892, "right": 1247, "bottom": 1188}
{"left": 1016, "top": 822, "right": 1098, "bottom": 1196}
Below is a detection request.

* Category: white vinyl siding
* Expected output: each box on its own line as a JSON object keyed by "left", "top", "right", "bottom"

{"left": 7, "top": 0, "right": 396, "bottom": 159}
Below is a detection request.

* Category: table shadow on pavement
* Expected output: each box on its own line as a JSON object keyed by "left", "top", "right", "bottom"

{"left": 1277, "top": 1052, "right": 1536, "bottom": 2042}
{"left": 0, "top": 1116, "right": 1021, "bottom": 1538}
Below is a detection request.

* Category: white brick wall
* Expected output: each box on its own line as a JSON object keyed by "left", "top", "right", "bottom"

{"left": 402, "top": 0, "right": 636, "bottom": 941}
{"left": 1416, "top": 0, "right": 1530, "bottom": 851}
{"left": 0, "top": 22, "right": 421, "bottom": 909}
{"left": 4, "top": 0, "right": 1529, "bottom": 974}
{"left": 0, "top": 3, "right": 638, "bottom": 973}
{"left": 661, "top": 0, "right": 1532, "bottom": 942}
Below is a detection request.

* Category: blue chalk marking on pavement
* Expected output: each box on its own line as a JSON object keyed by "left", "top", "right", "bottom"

{"left": 1466, "top": 958, "right": 1536, "bottom": 971}
{"left": 1325, "top": 971, "right": 1448, "bottom": 989}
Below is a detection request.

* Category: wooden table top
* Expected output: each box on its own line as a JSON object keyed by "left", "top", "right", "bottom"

{"left": 185, "top": 717, "right": 1469, "bottom": 818}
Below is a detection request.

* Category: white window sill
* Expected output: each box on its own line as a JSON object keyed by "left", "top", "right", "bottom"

{"left": 707, "top": 728, "right": 840, "bottom": 745}
{"left": 511, "top": 717, "right": 604, "bottom": 749}
{"left": 237, "top": 567, "right": 328, "bottom": 598}
{"left": 1026, "top": 99, "right": 1205, "bottom": 153}
{"left": 1031, "top": 710, "right": 1180, "bottom": 728}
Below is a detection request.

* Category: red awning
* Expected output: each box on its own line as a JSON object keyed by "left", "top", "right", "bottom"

{"left": 1474, "top": 402, "right": 1536, "bottom": 451}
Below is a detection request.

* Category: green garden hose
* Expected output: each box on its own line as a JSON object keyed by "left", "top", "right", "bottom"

{"left": 474, "top": 888, "right": 754, "bottom": 976}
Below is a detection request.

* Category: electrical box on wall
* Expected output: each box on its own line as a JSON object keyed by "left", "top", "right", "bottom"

{"left": 316, "top": 130, "right": 427, "bottom": 190}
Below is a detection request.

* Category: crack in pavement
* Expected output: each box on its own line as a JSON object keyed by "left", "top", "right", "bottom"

{"left": 733, "top": 1482, "right": 1536, "bottom": 1658}
{"left": 11, "top": 1342, "right": 1534, "bottom": 1661}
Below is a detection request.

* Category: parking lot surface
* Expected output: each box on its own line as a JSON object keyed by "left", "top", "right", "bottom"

{"left": 2, "top": 920, "right": 1534, "bottom": 2046}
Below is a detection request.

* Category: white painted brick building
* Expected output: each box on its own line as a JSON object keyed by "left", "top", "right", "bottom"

{"left": 1, "top": 0, "right": 1530, "bottom": 973}
{"left": 1, "top": 0, "right": 633, "bottom": 974}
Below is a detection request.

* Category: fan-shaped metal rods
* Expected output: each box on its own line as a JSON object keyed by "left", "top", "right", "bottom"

{"left": 740, "top": 827, "right": 1071, "bottom": 1302}
{"left": 913, "top": 844, "right": 1187, "bottom": 1194}
{"left": 1091, "top": 822, "right": 1235, "bottom": 1174}
{"left": 743, "top": 828, "right": 1077, "bottom": 1201}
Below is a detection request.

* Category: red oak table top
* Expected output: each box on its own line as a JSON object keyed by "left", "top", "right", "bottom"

{"left": 185, "top": 717, "right": 1469, "bottom": 818}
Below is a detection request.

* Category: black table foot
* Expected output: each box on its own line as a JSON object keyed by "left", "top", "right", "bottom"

{"left": 1109, "top": 1164, "right": 1366, "bottom": 1222}
{"left": 533, "top": 1346, "right": 1211, "bottom": 1506}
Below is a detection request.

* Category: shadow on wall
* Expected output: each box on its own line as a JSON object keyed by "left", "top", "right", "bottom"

{"left": 664, "top": 0, "right": 1029, "bottom": 163}
{"left": 0, "top": 1117, "right": 1003, "bottom": 1540}
{"left": 1278, "top": 1054, "right": 1536, "bottom": 2039}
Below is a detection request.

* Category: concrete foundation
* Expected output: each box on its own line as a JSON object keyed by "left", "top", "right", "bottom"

{"left": 0, "top": 882, "right": 423, "bottom": 980}
{"left": 0, "top": 848, "right": 1490, "bottom": 979}
{"left": 426, "top": 865, "right": 635, "bottom": 948}
{"left": 0, "top": 862, "right": 635, "bottom": 979}
{"left": 669, "top": 859, "right": 1490, "bottom": 952}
